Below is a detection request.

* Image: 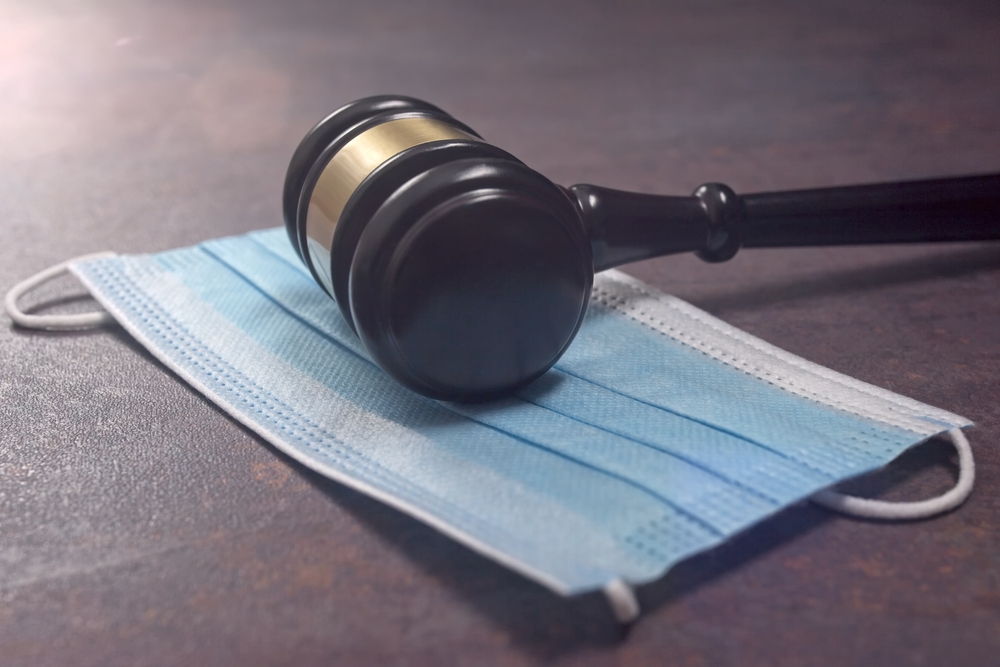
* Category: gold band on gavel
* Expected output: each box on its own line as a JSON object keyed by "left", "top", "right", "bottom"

{"left": 305, "top": 117, "right": 481, "bottom": 294}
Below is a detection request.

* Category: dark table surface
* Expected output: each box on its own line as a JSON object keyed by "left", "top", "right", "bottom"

{"left": 2, "top": 1, "right": 999, "bottom": 665}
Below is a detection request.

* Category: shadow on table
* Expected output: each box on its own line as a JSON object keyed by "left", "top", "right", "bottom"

{"left": 290, "top": 462, "right": 833, "bottom": 655}
{"left": 298, "top": 429, "right": 961, "bottom": 660}
{"left": 690, "top": 243, "right": 1000, "bottom": 315}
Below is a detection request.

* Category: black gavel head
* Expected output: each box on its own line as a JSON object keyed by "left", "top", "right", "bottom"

{"left": 283, "top": 95, "right": 594, "bottom": 401}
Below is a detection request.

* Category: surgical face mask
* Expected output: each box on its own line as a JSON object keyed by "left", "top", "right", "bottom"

{"left": 5, "top": 228, "right": 975, "bottom": 624}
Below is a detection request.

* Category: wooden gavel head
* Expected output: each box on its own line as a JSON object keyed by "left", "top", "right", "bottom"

{"left": 285, "top": 95, "right": 1000, "bottom": 401}
{"left": 283, "top": 95, "right": 594, "bottom": 401}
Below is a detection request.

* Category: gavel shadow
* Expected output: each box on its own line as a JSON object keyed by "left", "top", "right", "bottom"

{"left": 683, "top": 243, "right": 1000, "bottom": 315}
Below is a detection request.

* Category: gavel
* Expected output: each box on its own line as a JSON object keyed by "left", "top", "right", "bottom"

{"left": 283, "top": 95, "right": 1000, "bottom": 401}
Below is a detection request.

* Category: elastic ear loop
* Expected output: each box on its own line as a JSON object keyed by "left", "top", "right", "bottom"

{"left": 811, "top": 427, "right": 974, "bottom": 519}
{"left": 4, "top": 252, "right": 117, "bottom": 330}
{"left": 602, "top": 578, "right": 641, "bottom": 625}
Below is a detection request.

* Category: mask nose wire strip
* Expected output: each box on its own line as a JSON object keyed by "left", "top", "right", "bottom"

{"left": 810, "top": 428, "right": 974, "bottom": 520}
{"left": 4, "top": 252, "right": 118, "bottom": 330}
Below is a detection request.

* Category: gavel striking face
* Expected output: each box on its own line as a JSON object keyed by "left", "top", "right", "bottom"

{"left": 283, "top": 95, "right": 1000, "bottom": 401}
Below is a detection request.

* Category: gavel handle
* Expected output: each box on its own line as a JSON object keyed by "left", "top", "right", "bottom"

{"left": 571, "top": 173, "right": 1000, "bottom": 272}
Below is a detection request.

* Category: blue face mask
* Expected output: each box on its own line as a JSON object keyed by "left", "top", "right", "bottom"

{"left": 5, "top": 228, "right": 975, "bottom": 623}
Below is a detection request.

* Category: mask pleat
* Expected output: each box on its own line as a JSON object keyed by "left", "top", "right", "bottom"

{"left": 67, "top": 228, "right": 972, "bottom": 596}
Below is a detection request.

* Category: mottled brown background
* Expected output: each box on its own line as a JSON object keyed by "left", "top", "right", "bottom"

{"left": 2, "top": 1, "right": 998, "bottom": 665}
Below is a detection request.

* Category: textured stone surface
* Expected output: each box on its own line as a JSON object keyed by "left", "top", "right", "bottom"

{"left": 2, "top": 1, "right": 998, "bottom": 664}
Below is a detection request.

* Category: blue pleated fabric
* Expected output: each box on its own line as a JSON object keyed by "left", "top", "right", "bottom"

{"left": 70, "top": 229, "right": 970, "bottom": 595}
